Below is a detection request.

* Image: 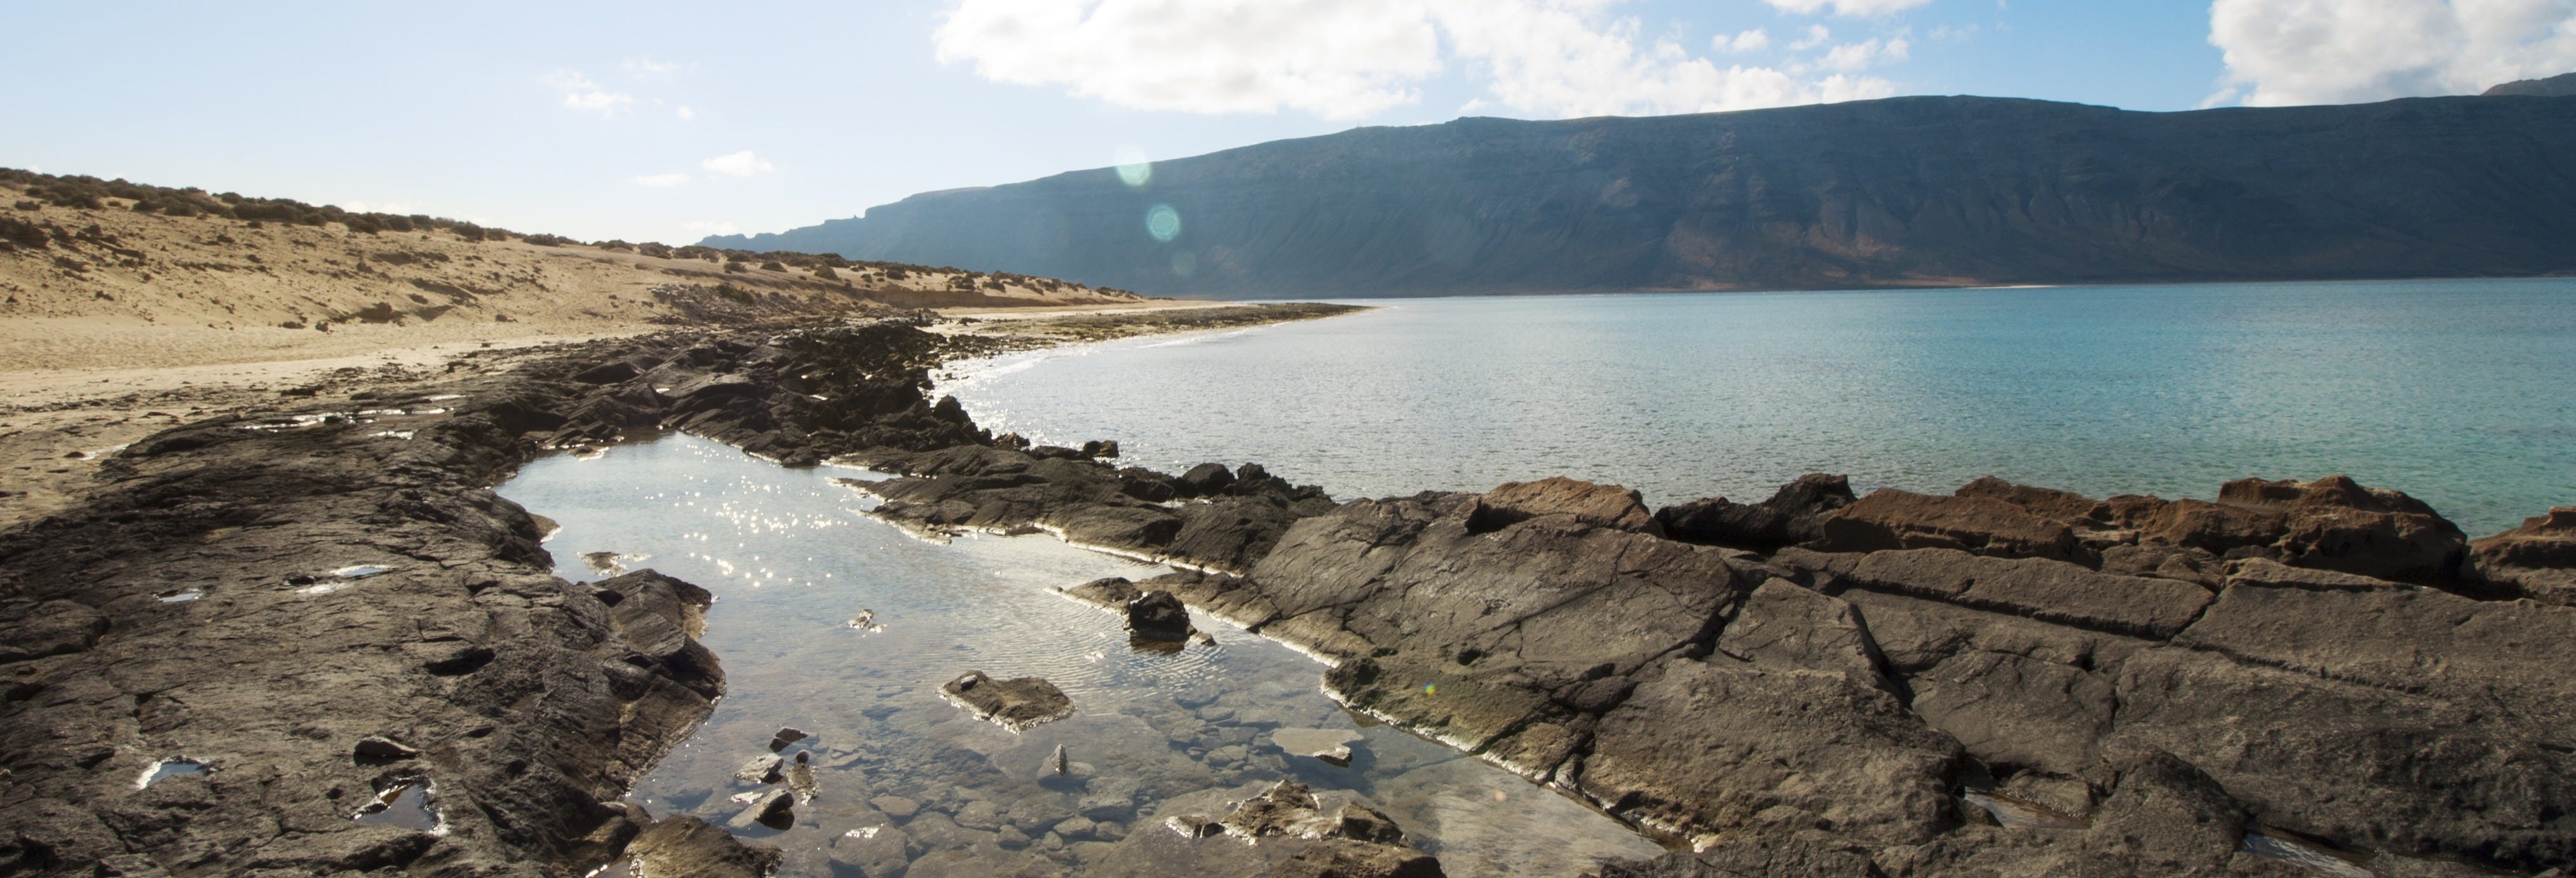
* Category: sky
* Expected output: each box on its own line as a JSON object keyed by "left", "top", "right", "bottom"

{"left": 4, "top": 1, "right": 2572, "bottom": 246}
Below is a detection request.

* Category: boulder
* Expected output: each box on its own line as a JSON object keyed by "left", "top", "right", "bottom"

{"left": 2081, "top": 750, "right": 2246, "bottom": 870}
{"left": 1125, "top": 590, "right": 1194, "bottom": 641}
{"left": 1653, "top": 473, "right": 1856, "bottom": 550}
{"left": 939, "top": 671, "right": 1074, "bottom": 731}
{"left": 1181, "top": 462, "right": 1237, "bottom": 495}
{"left": 1810, "top": 489, "right": 2084, "bottom": 561}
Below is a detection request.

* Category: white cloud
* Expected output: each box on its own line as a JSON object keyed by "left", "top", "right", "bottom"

{"left": 1763, "top": 0, "right": 1936, "bottom": 17}
{"left": 1787, "top": 24, "right": 1833, "bottom": 50}
{"left": 1819, "top": 36, "right": 1910, "bottom": 71}
{"left": 934, "top": 0, "right": 1902, "bottom": 120}
{"left": 2209, "top": 0, "right": 2576, "bottom": 105}
{"left": 1720, "top": 28, "right": 1771, "bottom": 51}
{"left": 631, "top": 173, "right": 690, "bottom": 187}
{"left": 546, "top": 71, "right": 637, "bottom": 116}
{"left": 675, "top": 105, "right": 696, "bottom": 121}
{"left": 701, "top": 151, "right": 776, "bottom": 177}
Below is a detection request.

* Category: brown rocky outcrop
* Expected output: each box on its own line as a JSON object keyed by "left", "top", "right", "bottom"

{"left": 1654, "top": 473, "right": 1855, "bottom": 550}
{"left": 1810, "top": 489, "right": 2085, "bottom": 561}
{"left": 2472, "top": 506, "right": 2576, "bottom": 604}
{"left": 863, "top": 445, "right": 1338, "bottom": 573}
{"left": 1860, "top": 474, "right": 2476, "bottom": 590}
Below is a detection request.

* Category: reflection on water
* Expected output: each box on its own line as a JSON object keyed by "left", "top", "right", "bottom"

{"left": 499, "top": 435, "right": 1664, "bottom": 876}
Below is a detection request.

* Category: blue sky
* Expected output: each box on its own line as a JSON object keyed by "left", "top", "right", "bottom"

{"left": 4, "top": 1, "right": 2569, "bottom": 245}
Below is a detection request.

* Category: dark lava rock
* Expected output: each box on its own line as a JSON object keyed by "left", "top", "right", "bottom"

{"left": 1655, "top": 473, "right": 1855, "bottom": 550}
{"left": 940, "top": 670, "right": 1074, "bottom": 731}
{"left": 1126, "top": 590, "right": 1193, "bottom": 641}
{"left": 868, "top": 445, "right": 1336, "bottom": 572}
{"left": 2472, "top": 506, "right": 2576, "bottom": 604}
{"left": 1181, "top": 462, "right": 1236, "bottom": 495}
{"left": 768, "top": 726, "right": 808, "bottom": 752}
{"left": 628, "top": 814, "right": 780, "bottom": 877}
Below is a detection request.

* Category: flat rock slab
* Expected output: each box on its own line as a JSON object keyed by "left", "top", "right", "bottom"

{"left": 940, "top": 670, "right": 1074, "bottom": 731}
{"left": 1271, "top": 727, "right": 1366, "bottom": 766}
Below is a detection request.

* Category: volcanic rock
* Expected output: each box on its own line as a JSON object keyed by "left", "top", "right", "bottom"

{"left": 940, "top": 670, "right": 1074, "bottom": 731}
{"left": 1125, "top": 590, "right": 1194, "bottom": 641}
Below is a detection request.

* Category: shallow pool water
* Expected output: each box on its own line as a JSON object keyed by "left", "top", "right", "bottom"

{"left": 499, "top": 434, "right": 1665, "bottom": 876}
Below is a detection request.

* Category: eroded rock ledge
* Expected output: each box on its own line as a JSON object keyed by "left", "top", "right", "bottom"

{"left": 865, "top": 454, "right": 2576, "bottom": 875}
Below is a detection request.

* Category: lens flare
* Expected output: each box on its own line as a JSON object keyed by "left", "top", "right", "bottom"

{"left": 1170, "top": 250, "right": 1198, "bottom": 276}
{"left": 1113, "top": 145, "right": 1152, "bottom": 188}
{"left": 1146, "top": 204, "right": 1181, "bottom": 242}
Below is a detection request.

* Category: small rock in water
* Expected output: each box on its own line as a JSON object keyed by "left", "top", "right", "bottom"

{"left": 1127, "top": 590, "right": 1195, "bottom": 641}
{"left": 1271, "top": 728, "right": 1364, "bottom": 767}
{"left": 870, "top": 795, "right": 919, "bottom": 819}
{"left": 727, "top": 788, "right": 794, "bottom": 830}
{"left": 768, "top": 727, "right": 808, "bottom": 752}
{"left": 940, "top": 670, "right": 1074, "bottom": 731}
{"left": 582, "top": 551, "right": 625, "bottom": 576}
{"left": 846, "top": 609, "right": 883, "bottom": 631}
{"left": 1050, "top": 743, "right": 1070, "bottom": 776}
{"left": 733, "top": 753, "right": 782, "bottom": 785}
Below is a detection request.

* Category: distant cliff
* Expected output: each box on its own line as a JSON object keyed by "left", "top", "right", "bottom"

{"left": 2484, "top": 72, "right": 2576, "bottom": 97}
{"left": 707, "top": 95, "right": 2576, "bottom": 297}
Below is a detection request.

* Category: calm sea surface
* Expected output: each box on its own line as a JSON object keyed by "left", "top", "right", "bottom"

{"left": 946, "top": 279, "right": 2576, "bottom": 537}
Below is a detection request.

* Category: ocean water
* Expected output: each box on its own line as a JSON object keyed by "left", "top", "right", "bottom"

{"left": 944, "top": 279, "right": 2576, "bottom": 537}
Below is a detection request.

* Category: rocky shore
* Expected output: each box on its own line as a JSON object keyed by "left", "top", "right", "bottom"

{"left": 7, "top": 309, "right": 2573, "bottom": 876}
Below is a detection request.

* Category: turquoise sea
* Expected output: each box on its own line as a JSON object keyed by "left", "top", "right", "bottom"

{"left": 945, "top": 279, "right": 2576, "bottom": 537}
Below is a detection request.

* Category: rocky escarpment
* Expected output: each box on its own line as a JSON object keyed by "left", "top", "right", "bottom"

{"left": 870, "top": 453, "right": 2576, "bottom": 874}
{"left": 0, "top": 320, "right": 1022, "bottom": 875}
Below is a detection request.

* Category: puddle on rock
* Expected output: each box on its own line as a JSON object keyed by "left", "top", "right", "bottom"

{"left": 499, "top": 434, "right": 1667, "bottom": 876}
{"left": 156, "top": 588, "right": 204, "bottom": 603}
{"left": 332, "top": 564, "right": 397, "bottom": 578}
{"left": 354, "top": 780, "right": 442, "bottom": 833}
{"left": 135, "top": 757, "right": 207, "bottom": 789}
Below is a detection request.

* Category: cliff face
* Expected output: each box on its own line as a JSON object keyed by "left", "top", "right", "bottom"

{"left": 710, "top": 95, "right": 2576, "bottom": 297}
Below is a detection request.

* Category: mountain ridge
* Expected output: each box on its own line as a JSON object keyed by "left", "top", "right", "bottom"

{"left": 708, "top": 93, "right": 2576, "bottom": 298}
